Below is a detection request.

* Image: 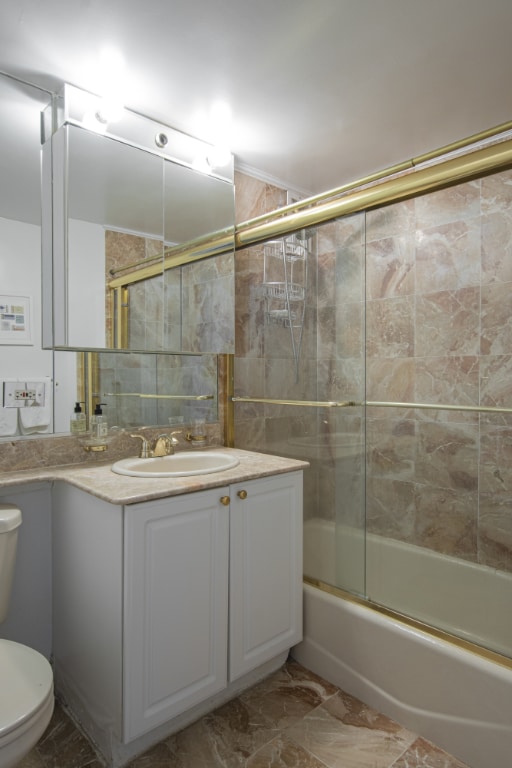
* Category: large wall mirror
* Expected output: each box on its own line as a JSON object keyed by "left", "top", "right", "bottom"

{"left": 0, "top": 75, "right": 232, "bottom": 439}
{"left": 42, "top": 84, "right": 235, "bottom": 354}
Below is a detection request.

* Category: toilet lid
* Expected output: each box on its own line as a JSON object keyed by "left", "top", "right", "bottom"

{"left": 0, "top": 640, "right": 53, "bottom": 737}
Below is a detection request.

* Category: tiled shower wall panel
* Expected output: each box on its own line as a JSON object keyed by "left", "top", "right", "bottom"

{"left": 365, "top": 170, "right": 512, "bottom": 574}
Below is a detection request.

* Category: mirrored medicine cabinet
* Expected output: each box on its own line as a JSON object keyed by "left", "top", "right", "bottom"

{"left": 0, "top": 76, "right": 234, "bottom": 439}
{"left": 42, "top": 83, "right": 235, "bottom": 355}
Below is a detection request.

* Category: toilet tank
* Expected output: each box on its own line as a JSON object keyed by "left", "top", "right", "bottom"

{"left": 0, "top": 504, "right": 22, "bottom": 623}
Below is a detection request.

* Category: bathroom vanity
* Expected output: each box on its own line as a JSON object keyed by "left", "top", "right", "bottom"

{"left": 48, "top": 450, "right": 305, "bottom": 767}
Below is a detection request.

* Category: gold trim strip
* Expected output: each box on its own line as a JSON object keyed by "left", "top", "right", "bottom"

{"left": 101, "top": 393, "right": 214, "bottom": 401}
{"left": 85, "top": 352, "right": 99, "bottom": 421}
{"left": 235, "top": 137, "right": 512, "bottom": 249}
{"left": 232, "top": 396, "right": 512, "bottom": 414}
{"left": 105, "top": 124, "right": 512, "bottom": 293}
{"left": 231, "top": 396, "right": 358, "bottom": 408}
{"left": 367, "top": 400, "right": 512, "bottom": 414}
{"left": 239, "top": 120, "right": 512, "bottom": 230}
{"left": 224, "top": 354, "right": 235, "bottom": 448}
{"left": 303, "top": 577, "right": 512, "bottom": 671}
{"left": 108, "top": 227, "right": 235, "bottom": 289}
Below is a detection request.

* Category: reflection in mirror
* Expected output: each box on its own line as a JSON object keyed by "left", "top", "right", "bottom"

{"left": 0, "top": 75, "right": 55, "bottom": 438}
{"left": 1, "top": 75, "right": 227, "bottom": 441}
{"left": 65, "top": 125, "right": 165, "bottom": 350}
{"left": 45, "top": 85, "right": 235, "bottom": 354}
{"left": 84, "top": 352, "right": 218, "bottom": 430}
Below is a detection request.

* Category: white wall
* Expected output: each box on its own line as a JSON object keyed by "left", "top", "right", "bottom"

{"left": 0, "top": 216, "right": 54, "bottom": 435}
{"left": 0, "top": 216, "right": 53, "bottom": 380}
{"left": 0, "top": 483, "right": 52, "bottom": 658}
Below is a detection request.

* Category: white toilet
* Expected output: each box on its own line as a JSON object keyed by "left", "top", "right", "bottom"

{"left": 0, "top": 504, "right": 54, "bottom": 768}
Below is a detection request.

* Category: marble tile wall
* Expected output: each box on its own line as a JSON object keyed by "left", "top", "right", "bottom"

{"left": 364, "top": 170, "right": 512, "bottom": 574}
{"left": 233, "top": 172, "right": 320, "bottom": 516}
{"left": 235, "top": 167, "right": 512, "bottom": 580}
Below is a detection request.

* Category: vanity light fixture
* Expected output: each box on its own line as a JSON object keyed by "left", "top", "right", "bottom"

{"left": 192, "top": 144, "right": 232, "bottom": 172}
{"left": 82, "top": 46, "right": 126, "bottom": 130}
{"left": 207, "top": 144, "right": 232, "bottom": 169}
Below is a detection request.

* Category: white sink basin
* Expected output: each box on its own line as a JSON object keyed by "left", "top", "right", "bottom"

{"left": 111, "top": 451, "right": 240, "bottom": 478}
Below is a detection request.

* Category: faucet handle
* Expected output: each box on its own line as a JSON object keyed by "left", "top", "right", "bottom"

{"left": 130, "top": 434, "right": 151, "bottom": 458}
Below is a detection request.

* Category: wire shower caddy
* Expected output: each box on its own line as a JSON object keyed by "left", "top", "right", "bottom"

{"left": 261, "top": 231, "right": 310, "bottom": 381}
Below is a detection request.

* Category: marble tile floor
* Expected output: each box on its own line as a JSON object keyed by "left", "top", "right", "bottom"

{"left": 21, "top": 660, "right": 470, "bottom": 768}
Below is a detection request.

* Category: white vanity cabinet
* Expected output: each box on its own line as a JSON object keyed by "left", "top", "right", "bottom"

{"left": 52, "top": 468, "right": 303, "bottom": 763}
{"left": 229, "top": 474, "right": 303, "bottom": 681}
{"left": 123, "top": 488, "right": 230, "bottom": 740}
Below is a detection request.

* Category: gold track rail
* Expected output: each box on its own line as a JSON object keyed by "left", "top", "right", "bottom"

{"left": 235, "top": 136, "right": 512, "bottom": 249}
{"left": 231, "top": 396, "right": 357, "bottom": 408}
{"left": 100, "top": 393, "right": 214, "bottom": 401}
{"left": 108, "top": 121, "right": 512, "bottom": 292}
{"left": 232, "top": 397, "right": 512, "bottom": 414}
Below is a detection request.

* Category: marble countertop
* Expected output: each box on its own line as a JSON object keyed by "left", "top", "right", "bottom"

{"left": 0, "top": 448, "right": 308, "bottom": 505}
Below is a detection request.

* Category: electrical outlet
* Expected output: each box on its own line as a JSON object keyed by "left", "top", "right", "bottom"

{"left": 3, "top": 381, "right": 46, "bottom": 408}
{"left": 15, "top": 389, "right": 37, "bottom": 401}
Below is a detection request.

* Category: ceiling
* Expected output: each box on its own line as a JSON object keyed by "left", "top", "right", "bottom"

{"left": 1, "top": 0, "right": 512, "bottom": 198}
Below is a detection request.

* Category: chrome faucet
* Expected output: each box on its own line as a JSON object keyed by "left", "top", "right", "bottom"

{"left": 130, "top": 431, "right": 181, "bottom": 458}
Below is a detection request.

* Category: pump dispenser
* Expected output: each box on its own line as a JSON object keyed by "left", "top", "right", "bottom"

{"left": 90, "top": 403, "right": 108, "bottom": 439}
{"left": 70, "top": 402, "right": 87, "bottom": 434}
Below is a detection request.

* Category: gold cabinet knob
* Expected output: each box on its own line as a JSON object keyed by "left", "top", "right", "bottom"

{"left": 237, "top": 490, "right": 248, "bottom": 500}
{"left": 220, "top": 495, "right": 230, "bottom": 506}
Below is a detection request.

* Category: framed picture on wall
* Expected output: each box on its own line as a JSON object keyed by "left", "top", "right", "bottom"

{"left": 0, "top": 295, "right": 32, "bottom": 345}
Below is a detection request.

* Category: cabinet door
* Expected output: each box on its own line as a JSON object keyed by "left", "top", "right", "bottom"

{"left": 229, "top": 471, "right": 303, "bottom": 681}
{"left": 123, "top": 488, "right": 229, "bottom": 741}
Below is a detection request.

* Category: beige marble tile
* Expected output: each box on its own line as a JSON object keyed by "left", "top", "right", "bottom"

{"left": 317, "top": 251, "right": 337, "bottom": 308}
{"left": 478, "top": 492, "right": 512, "bottom": 572}
{"left": 240, "top": 660, "right": 338, "bottom": 730}
{"left": 246, "top": 734, "right": 327, "bottom": 768}
{"left": 24, "top": 663, "right": 470, "bottom": 768}
{"left": 480, "top": 353, "right": 512, "bottom": 427}
{"left": 366, "top": 234, "right": 415, "bottom": 299}
{"left": 366, "top": 296, "right": 414, "bottom": 358}
{"left": 415, "top": 421, "right": 478, "bottom": 493}
{"left": 481, "top": 211, "right": 512, "bottom": 284}
{"left": 481, "top": 281, "right": 512, "bottom": 355}
{"left": 286, "top": 690, "right": 416, "bottom": 768}
{"left": 126, "top": 740, "right": 175, "bottom": 767}
{"left": 366, "top": 199, "right": 415, "bottom": 242}
{"left": 366, "top": 478, "right": 416, "bottom": 540}
{"left": 479, "top": 424, "right": 512, "bottom": 493}
{"left": 366, "top": 358, "right": 415, "bottom": 403}
{"left": 18, "top": 751, "right": 46, "bottom": 768}
{"left": 35, "top": 703, "right": 103, "bottom": 768}
{"left": 336, "top": 301, "right": 363, "bottom": 359}
{"left": 164, "top": 698, "right": 277, "bottom": 767}
{"left": 414, "top": 181, "right": 480, "bottom": 229}
{"left": 366, "top": 417, "right": 416, "bottom": 481}
{"left": 413, "top": 483, "right": 478, "bottom": 559}
{"left": 415, "top": 218, "right": 481, "bottom": 294}
{"left": 392, "top": 736, "right": 469, "bottom": 767}
{"left": 335, "top": 241, "right": 365, "bottom": 305}
{"left": 415, "top": 287, "right": 480, "bottom": 357}
{"left": 413, "top": 356, "right": 479, "bottom": 423}
{"left": 481, "top": 168, "right": 512, "bottom": 216}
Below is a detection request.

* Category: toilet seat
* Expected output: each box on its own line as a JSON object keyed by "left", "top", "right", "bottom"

{"left": 0, "top": 639, "right": 54, "bottom": 741}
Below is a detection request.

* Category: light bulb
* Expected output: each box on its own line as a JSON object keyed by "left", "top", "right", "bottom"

{"left": 207, "top": 145, "right": 232, "bottom": 168}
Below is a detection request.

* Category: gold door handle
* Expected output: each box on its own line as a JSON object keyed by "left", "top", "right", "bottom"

{"left": 237, "top": 490, "right": 248, "bottom": 500}
{"left": 220, "top": 495, "right": 230, "bottom": 506}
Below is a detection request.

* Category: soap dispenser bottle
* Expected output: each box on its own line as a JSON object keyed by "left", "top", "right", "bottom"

{"left": 90, "top": 403, "right": 108, "bottom": 439}
{"left": 70, "top": 402, "right": 87, "bottom": 434}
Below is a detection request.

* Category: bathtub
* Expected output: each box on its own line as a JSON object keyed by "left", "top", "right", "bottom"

{"left": 293, "top": 519, "right": 512, "bottom": 768}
